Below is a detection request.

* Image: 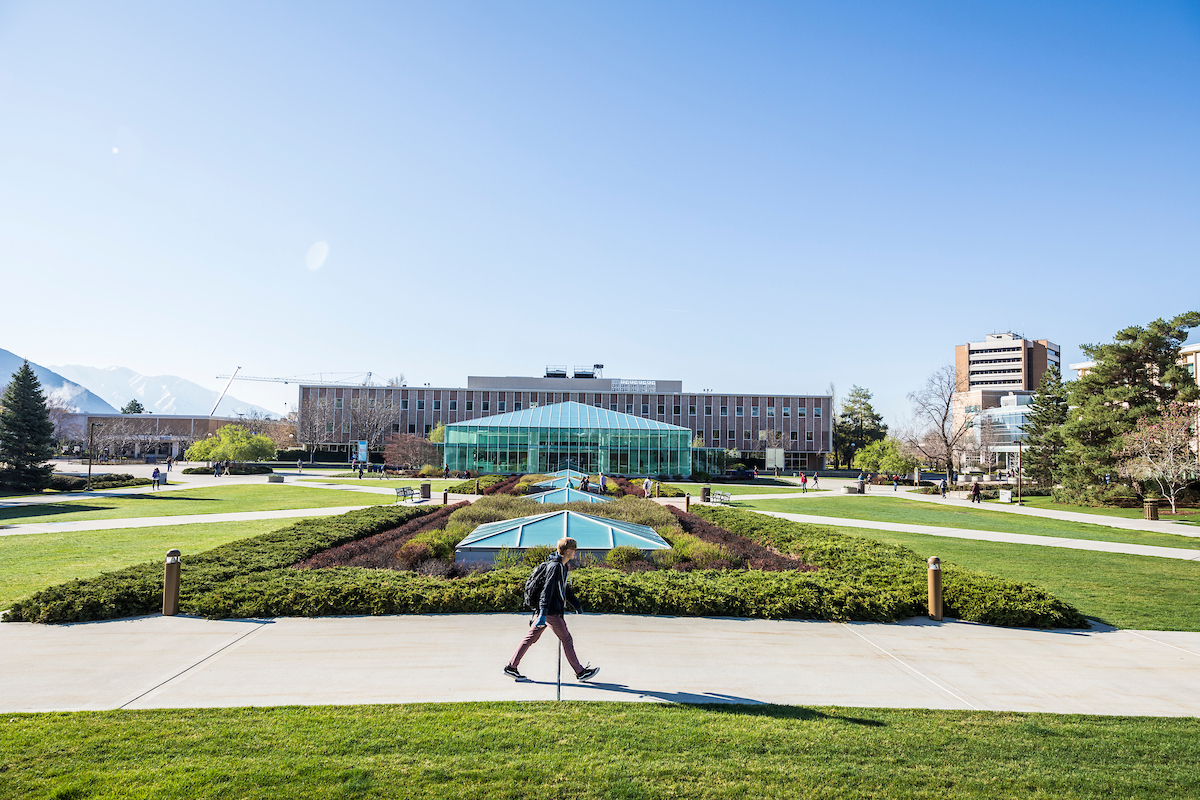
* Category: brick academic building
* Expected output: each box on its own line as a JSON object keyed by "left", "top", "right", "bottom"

{"left": 297, "top": 368, "right": 831, "bottom": 472}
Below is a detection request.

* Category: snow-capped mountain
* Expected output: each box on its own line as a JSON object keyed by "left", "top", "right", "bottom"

{"left": 0, "top": 348, "right": 118, "bottom": 413}
{"left": 51, "top": 365, "right": 277, "bottom": 418}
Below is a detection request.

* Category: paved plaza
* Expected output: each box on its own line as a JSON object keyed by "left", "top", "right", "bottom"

{"left": 4, "top": 465, "right": 1200, "bottom": 717}
{"left": 2, "top": 613, "right": 1199, "bottom": 715}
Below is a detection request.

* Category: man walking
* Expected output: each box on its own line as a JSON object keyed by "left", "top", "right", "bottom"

{"left": 505, "top": 537, "right": 599, "bottom": 682}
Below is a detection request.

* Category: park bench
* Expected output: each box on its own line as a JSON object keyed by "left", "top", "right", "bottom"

{"left": 710, "top": 490, "right": 732, "bottom": 504}
{"left": 394, "top": 486, "right": 418, "bottom": 502}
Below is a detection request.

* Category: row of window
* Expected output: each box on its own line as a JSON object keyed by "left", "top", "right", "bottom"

{"left": 331, "top": 421, "right": 823, "bottom": 439}
{"left": 319, "top": 396, "right": 824, "bottom": 418}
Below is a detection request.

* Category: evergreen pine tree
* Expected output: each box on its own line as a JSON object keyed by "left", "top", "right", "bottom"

{"left": 0, "top": 361, "right": 57, "bottom": 492}
{"left": 1062, "top": 311, "right": 1200, "bottom": 487}
{"left": 1021, "top": 364, "right": 1068, "bottom": 486}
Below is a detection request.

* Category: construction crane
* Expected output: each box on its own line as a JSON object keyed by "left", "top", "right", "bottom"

{"left": 211, "top": 370, "right": 378, "bottom": 416}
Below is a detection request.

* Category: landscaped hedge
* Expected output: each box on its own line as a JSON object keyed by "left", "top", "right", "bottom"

{"left": 49, "top": 474, "right": 152, "bottom": 492}
{"left": 694, "top": 507, "right": 1087, "bottom": 629}
{"left": 4, "top": 505, "right": 439, "bottom": 624}
{"left": 5, "top": 503, "right": 1086, "bottom": 629}
{"left": 182, "top": 464, "right": 274, "bottom": 475}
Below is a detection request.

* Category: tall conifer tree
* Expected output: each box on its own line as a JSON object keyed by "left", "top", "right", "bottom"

{"left": 0, "top": 361, "right": 56, "bottom": 491}
{"left": 1021, "top": 364, "right": 1068, "bottom": 485}
{"left": 1062, "top": 311, "right": 1200, "bottom": 487}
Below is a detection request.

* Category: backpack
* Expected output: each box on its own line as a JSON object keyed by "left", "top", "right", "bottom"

{"left": 521, "top": 560, "right": 553, "bottom": 611}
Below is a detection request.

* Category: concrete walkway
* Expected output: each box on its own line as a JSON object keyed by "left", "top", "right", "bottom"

{"left": 755, "top": 510, "right": 1200, "bottom": 562}
{"left": 3, "top": 613, "right": 1199, "bottom": 715}
{"left": 0, "top": 506, "right": 374, "bottom": 537}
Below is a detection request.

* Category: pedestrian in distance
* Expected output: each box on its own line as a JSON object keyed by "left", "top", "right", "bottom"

{"left": 151, "top": 467, "right": 160, "bottom": 490}
{"left": 213, "top": 462, "right": 221, "bottom": 478}
{"left": 800, "top": 473, "right": 807, "bottom": 493}
{"left": 971, "top": 481, "right": 982, "bottom": 504}
{"left": 297, "top": 459, "right": 303, "bottom": 474}
{"left": 600, "top": 473, "right": 607, "bottom": 493}
{"left": 505, "top": 537, "right": 599, "bottom": 683}
{"left": 893, "top": 475, "right": 898, "bottom": 492}
{"left": 358, "top": 464, "right": 364, "bottom": 480}
{"left": 939, "top": 478, "right": 948, "bottom": 498}
{"left": 811, "top": 474, "right": 819, "bottom": 490}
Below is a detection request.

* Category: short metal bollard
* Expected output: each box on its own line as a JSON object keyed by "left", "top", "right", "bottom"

{"left": 474, "top": 478, "right": 480, "bottom": 495}
{"left": 443, "top": 490, "right": 449, "bottom": 505}
{"left": 1144, "top": 499, "right": 1160, "bottom": 521}
{"left": 163, "top": 549, "right": 182, "bottom": 616}
{"left": 927, "top": 557, "right": 942, "bottom": 621}
{"left": 685, "top": 493, "right": 690, "bottom": 512}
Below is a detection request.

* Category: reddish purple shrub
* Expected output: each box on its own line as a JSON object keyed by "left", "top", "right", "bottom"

{"left": 483, "top": 475, "right": 522, "bottom": 496}
{"left": 293, "top": 502, "right": 468, "bottom": 569}
{"left": 666, "top": 506, "right": 817, "bottom": 572}
{"left": 613, "top": 477, "right": 643, "bottom": 498}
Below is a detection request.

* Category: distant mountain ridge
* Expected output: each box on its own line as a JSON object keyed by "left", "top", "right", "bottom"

{"left": 0, "top": 348, "right": 118, "bottom": 413}
{"left": 51, "top": 364, "right": 277, "bottom": 418}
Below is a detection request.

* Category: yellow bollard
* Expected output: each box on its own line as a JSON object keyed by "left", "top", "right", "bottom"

{"left": 927, "top": 557, "right": 942, "bottom": 621}
{"left": 163, "top": 549, "right": 182, "bottom": 616}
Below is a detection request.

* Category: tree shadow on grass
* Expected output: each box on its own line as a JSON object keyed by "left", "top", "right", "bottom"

{"left": 0, "top": 495, "right": 219, "bottom": 522}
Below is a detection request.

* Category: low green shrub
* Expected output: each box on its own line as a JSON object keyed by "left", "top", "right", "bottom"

{"left": 47, "top": 474, "right": 152, "bottom": 492}
{"left": 1052, "top": 484, "right": 1140, "bottom": 508}
{"left": 523, "top": 545, "right": 554, "bottom": 567}
{"left": 693, "top": 507, "right": 1086, "bottom": 628}
{"left": 6, "top": 505, "right": 1085, "bottom": 629}
{"left": 4, "top": 505, "right": 439, "bottom": 624}
{"left": 418, "top": 464, "right": 442, "bottom": 477}
{"left": 447, "top": 475, "right": 508, "bottom": 494}
{"left": 658, "top": 528, "right": 732, "bottom": 569}
{"left": 632, "top": 478, "right": 685, "bottom": 497}
{"left": 605, "top": 546, "right": 644, "bottom": 568}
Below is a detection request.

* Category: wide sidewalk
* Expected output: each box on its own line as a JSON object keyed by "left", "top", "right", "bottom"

{"left": 3, "top": 613, "right": 1198, "bottom": 716}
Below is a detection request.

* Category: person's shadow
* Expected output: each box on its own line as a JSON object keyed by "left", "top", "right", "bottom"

{"left": 523, "top": 679, "right": 884, "bottom": 725}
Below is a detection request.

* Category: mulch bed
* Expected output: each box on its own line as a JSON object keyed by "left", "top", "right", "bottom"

{"left": 293, "top": 502, "right": 468, "bottom": 569}
{"left": 483, "top": 475, "right": 522, "bottom": 495}
{"left": 667, "top": 506, "right": 817, "bottom": 572}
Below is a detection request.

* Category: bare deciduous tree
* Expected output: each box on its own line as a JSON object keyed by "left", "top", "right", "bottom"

{"left": 384, "top": 433, "right": 439, "bottom": 470}
{"left": 902, "top": 365, "right": 973, "bottom": 482}
{"left": 350, "top": 390, "right": 393, "bottom": 450}
{"left": 1118, "top": 400, "right": 1200, "bottom": 514}
{"left": 296, "top": 397, "right": 334, "bottom": 458}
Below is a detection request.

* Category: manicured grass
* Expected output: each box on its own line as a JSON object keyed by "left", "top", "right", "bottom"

{"left": 2, "top": 703, "right": 1196, "bottom": 799}
{"left": 668, "top": 482, "right": 823, "bottom": 495}
{"left": 823, "top": 523, "right": 1200, "bottom": 631}
{"left": 742, "top": 496, "right": 1200, "bottom": 551}
{"left": 298, "top": 478, "right": 461, "bottom": 490}
{"left": 0, "top": 520, "right": 292, "bottom": 610}
{"left": 0, "top": 485, "right": 389, "bottom": 525}
{"left": 991, "top": 494, "right": 1200, "bottom": 522}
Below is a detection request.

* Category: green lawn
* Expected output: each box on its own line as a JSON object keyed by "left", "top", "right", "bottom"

{"left": 0, "top": 485, "right": 390, "bottom": 525}
{"left": 298, "top": 478, "right": 461, "bottom": 490}
{"left": 667, "top": 482, "right": 821, "bottom": 495}
{"left": 0, "top": 519, "right": 293, "bottom": 610}
{"left": 820, "top": 523, "right": 1200, "bottom": 631}
{"left": 742, "top": 496, "right": 1200, "bottom": 551}
{"left": 991, "top": 494, "right": 1200, "bottom": 523}
{"left": 2, "top": 703, "right": 1196, "bottom": 799}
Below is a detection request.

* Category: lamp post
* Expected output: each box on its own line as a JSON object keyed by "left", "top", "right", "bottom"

{"left": 86, "top": 422, "right": 102, "bottom": 491}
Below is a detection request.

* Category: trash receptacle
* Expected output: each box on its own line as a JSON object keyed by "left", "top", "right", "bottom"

{"left": 420, "top": 482, "right": 431, "bottom": 500}
{"left": 1144, "top": 499, "right": 1160, "bottom": 521}
{"left": 701, "top": 486, "right": 711, "bottom": 503}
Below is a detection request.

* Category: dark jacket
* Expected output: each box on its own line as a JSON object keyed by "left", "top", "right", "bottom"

{"left": 539, "top": 552, "right": 581, "bottom": 616}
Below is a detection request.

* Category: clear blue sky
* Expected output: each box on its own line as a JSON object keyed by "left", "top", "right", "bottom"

{"left": 2, "top": 1, "right": 1198, "bottom": 424}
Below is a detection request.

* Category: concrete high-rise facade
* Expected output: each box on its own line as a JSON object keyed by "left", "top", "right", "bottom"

{"left": 955, "top": 332, "right": 1061, "bottom": 392}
